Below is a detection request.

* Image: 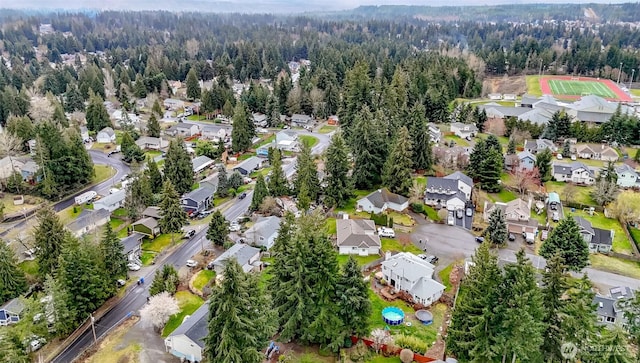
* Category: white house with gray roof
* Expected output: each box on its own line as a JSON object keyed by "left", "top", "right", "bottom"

{"left": 615, "top": 164, "right": 640, "bottom": 188}
{"left": 66, "top": 208, "right": 111, "bottom": 237}
{"left": 575, "top": 216, "right": 613, "bottom": 253}
{"left": 192, "top": 155, "right": 214, "bottom": 174}
{"left": 552, "top": 162, "right": 595, "bottom": 185}
{"left": 356, "top": 189, "right": 408, "bottom": 214}
{"left": 233, "top": 156, "right": 264, "bottom": 176}
{"left": 275, "top": 130, "right": 300, "bottom": 151}
{"left": 424, "top": 172, "right": 473, "bottom": 211}
{"left": 165, "top": 302, "right": 208, "bottom": 362}
{"left": 450, "top": 122, "right": 478, "bottom": 139}
{"left": 244, "top": 216, "right": 281, "bottom": 250}
{"left": 524, "top": 139, "right": 557, "bottom": 154}
{"left": 291, "top": 114, "right": 312, "bottom": 127}
{"left": 381, "top": 252, "right": 445, "bottom": 306}
{"left": 96, "top": 127, "right": 116, "bottom": 144}
{"left": 336, "top": 219, "right": 381, "bottom": 256}
{"left": 93, "top": 189, "right": 126, "bottom": 212}
{"left": 211, "top": 243, "right": 261, "bottom": 275}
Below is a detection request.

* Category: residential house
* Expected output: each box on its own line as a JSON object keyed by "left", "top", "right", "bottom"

{"left": 427, "top": 123, "right": 441, "bottom": 144}
{"left": 615, "top": 164, "right": 639, "bottom": 188}
{"left": 357, "top": 189, "right": 409, "bottom": 214}
{"left": 96, "top": 127, "right": 116, "bottom": 144}
{"left": 336, "top": 219, "right": 381, "bottom": 256}
{"left": 275, "top": 130, "right": 300, "bottom": 151}
{"left": 111, "top": 110, "right": 141, "bottom": 127}
{"left": 80, "top": 126, "right": 90, "bottom": 142}
{"left": 291, "top": 114, "right": 312, "bottom": 127}
{"left": 432, "top": 146, "right": 470, "bottom": 168}
{"left": 0, "top": 298, "right": 25, "bottom": 326}
{"left": 575, "top": 216, "right": 614, "bottom": 253}
{"left": 142, "top": 206, "right": 162, "bottom": 220}
{"left": 552, "top": 162, "right": 595, "bottom": 185}
{"left": 135, "top": 137, "right": 168, "bottom": 151}
{"left": 121, "top": 232, "right": 144, "bottom": 265}
{"left": 200, "top": 172, "right": 219, "bottom": 194}
{"left": 163, "top": 98, "right": 184, "bottom": 110}
{"left": 594, "top": 286, "right": 636, "bottom": 326}
{"left": 233, "top": 156, "right": 264, "bottom": 176}
{"left": 244, "top": 216, "right": 281, "bottom": 250}
{"left": 132, "top": 217, "right": 160, "bottom": 237}
{"left": 66, "top": 208, "right": 111, "bottom": 238}
{"left": 93, "top": 189, "right": 126, "bottom": 212}
{"left": 524, "top": 139, "right": 557, "bottom": 154}
{"left": 211, "top": 243, "right": 261, "bottom": 275}
{"left": 27, "top": 139, "right": 37, "bottom": 155}
{"left": 252, "top": 113, "right": 268, "bottom": 127}
{"left": 424, "top": 172, "right": 473, "bottom": 210}
{"left": 611, "top": 286, "right": 635, "bottom": 300}
{"left": 165, "top": 302, "right": 208, "bottom": 363}
{"left": 484, "top": 199, "right": 538, "bottom": 241}
{"left": 168, "top": 123, "right": 200, "bottom": 138}
{"left": 20, "top": 160, "right": 39, "bottom": 182}
{"left": 201, "top": 125, "right": 228, "bottom": 142}
{"left": 575, "top": 143, "right": 619, "bottom": 162}
{"left": 450, "top": 122, "right": 478, "bottom": 139}
{"left": 381, "top": 252, "right": 445, "bottom": 306}
{"left": 0, "top": 156, "right": 22, "bottom": 179}
{"left": 505, "top": 151, "right": 536, "bottom": 172}
{"left": 256, "top": 142, "right": 274, "bottom": 158}
{"left": 181, "top": 187, "right": 213, "bottom": 216}
{"left": 192, "top": 155, "right": 214, "bottom": 175}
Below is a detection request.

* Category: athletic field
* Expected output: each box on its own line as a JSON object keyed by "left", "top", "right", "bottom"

{"left": 538, "top": 76, "right": 631, "bottom": 102}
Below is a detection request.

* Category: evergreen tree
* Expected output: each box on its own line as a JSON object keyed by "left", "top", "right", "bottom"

{"left": 336, "top": 257, "right": 371, "bottom": 339}
{"left": 99, "top": 223, "right": 128, "bottom": 284}
{"left": 152, "top": 99, "right": 163, "bottom": 117}
{"left": 64, "top": 85, "right": 85, "bottom": 113}
{"left": 33, "top": 207, "right": 69, "bottom": 276}
{"left": 0, "top": 240, "right": 27, "bottom": 302}
{"left": 485, "top": 134, "right": 502, "bottom": 154}
{"left": 545, "top": 111, "right": 571, "bottom": 142}
{"left": 231, "top": 101, "right": 255, "bottom": 153}
{"left": 536, "top": 148, "right": 553, "bottom": 182}
{"left": 145, "top": 158, "right": 164, "bottom": 194}
{"left": 205, "top": 260, "right": 276, "bottom": 363}
{"left": 475, "top": 108, "right": 488, "bottom": 133}
{"left": 382, "top": 126, "right": 413, "bottom": 196}
{"left": 43, "top": 275, "right": 75, "bottom": 335}
{"left": 159, "top": 180, "right": 188, "bottom": 244}
{"left": 163, "top": 138, "right": 194, "bottom": 195}
{"left": 149, "top": 265, "right": 179, "bottom": 296}
{"left": 121, "top": 132, "right": 145, "bottom": 163}
{"left": 486, "top": 207, "right": 508, "bottom": 246}
{"left": 323, "top": 133, "right": 352, "bottom": 208}
{"left": 251, "top": 174, "right": 269, "bottom": 211}
{"left": 409, "top": 103, "right": 433, "bottom": 172}
{"left": 268, "top": 148, "right": 289, "bottom": 197}
{"left": 478, "top": 147, "right": 503, "bottom": 192}
{"left": 206, "top": 210, "right": 229, "bottom": 247}
{"left": 540, "top": 217, "right": 590, "bottom": 271}
{"left": 227, "top": 171, "right": 244, "bottom": 191}
{"left": 506, "top": 138, "right": 516, "bottom": 155}
{"left": 216, "top": 167, "right": 230, "bottom": 198}
{"left": 86, "top": 92, "right": 111, "bottom": 132}
{"left": 446, "top": 242, "right": 503, "bottom": 362}
{"left": 195, "top": 140, "right": 219, "bottom": 159}
{"left": 352, "top": 106, "right": 387, "bottom": 189}
{"left": 147, "top": 114, "right": 161, "bottom": 137}
{"left": 125, "top": 173, "right": 153, "bottom": 220}
{"left": 222, "top": 99, "right": 234, "bottom": 118}
{"left": 467, "top": 138, "right": 486, "bottom": 180}
{"left": 541, "top": 254, "right": 570, "bottom": 362}
{"left": 563, "top": 140, "right": 571, "bottom": 157}
{"left": 563, "top": 275, "right": 597, "bottom": 362}
{"left": 293, "top": 141, "right": 320, "bottom": 206}
{"left": 186, "top": 67, "right": 201, "bottom": 100}
{"left": 586, "top": 327, "right": 633, "bottom": 363}
{"left": 133, "top": 74, "right": 147, "bottom": 98}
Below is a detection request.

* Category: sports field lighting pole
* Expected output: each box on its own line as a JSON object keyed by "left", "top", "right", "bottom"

{"left": 629, "top": 69, "right": 636, "bottom": 90}
{"left": 617, "top": 62, "right": 623, "bottom": 84}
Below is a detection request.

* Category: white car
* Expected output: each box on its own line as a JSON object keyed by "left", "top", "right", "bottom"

{"left": 378, "top": 227, "right": 395, "bottom": 238}
{"left": 127, "top": 263, "right": 141, "bottom": 271}
{"left": 27, "top": 336, "right": 46, "bottom": 352}
{"left": 109, "top": 188, "right": 120, "bottom": 194}
{"left": 447, "top": 212, "right": 455, "bottom": 226}
{"left": 556, "top": 153, "right": 563, "bottom": 160}
{"left": 186, "top": 259, "right": 198, "bottom": 268}
{"left": 229, "top": 221, "right": 241, "bottom": 232}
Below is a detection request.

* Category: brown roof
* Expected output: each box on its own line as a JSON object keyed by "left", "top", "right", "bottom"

{"left": 336, "top": 219, "right": 381, "bottom": 248}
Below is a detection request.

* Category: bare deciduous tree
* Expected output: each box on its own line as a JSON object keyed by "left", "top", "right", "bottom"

{"left": 511, "top": 168, "right": 540, "bottom": 195}
{"left": 409, "top": 180, "right": 424, "bottom": 204}
{"left": 370, "top": 328, "right": 392, "bottom": 354}
{"left": 561, "top": 184, "right": 577, "bottom": 204}
{"left": 28, "top": 96, "right": 54, "bottom": 123}
{"left": 186, "top": 39, "right": 200, "bottom": 59}
{"left": 608, "top": 191, "right": 640, "bottom": 224}
{"left": 102, "top": 69, "right": 116, "bottom": 99}
{"left": 139, "top": 291, "right": 179, "bottom": 332}
{"left": 259, "top": 196, "right": 282, "bottom": 216}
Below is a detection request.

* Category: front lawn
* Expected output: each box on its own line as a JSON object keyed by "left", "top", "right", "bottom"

{"left": 489, "top": 188, "right": 518, "bottom": 203}
{"left": 589, "top": 254, "right": 640, "bottom": 279}
{"left": 145, "top": 150, "right": 162, "bottom": 159}
{"left": 336, "top": 254, "right": 380, "bottom": 266}
{"left": 140, "top": 251, "right": 156, "bottom": 266}
{"left": 57, "top": 204, "right": 91, "bottom": 224}
{"left": 367, "top": 357, "right": 402, "bottom": 363}
{"left": 381, "top": 238, "right": 422, "bottom": 254}
{"left": 93, "top": 165, "right": 115, "bottom": 183}
{"left": 299, "top": 135, "right": 319, "bottom": 148}
{"left": 337, "top": 190, "right": 373, "bottom": 215}
{"left": 444, "top": 134, "right": 469, "bottom": 147}
{"left": 325, "top": 218, "right": 337, "bottom": 235}
{"left": 193, "top": 270, "right": 216, "bottom": 291}
{"left": 254, "top": 134, "right": 275, "bottom": 148}
{"left": 438, "top": 263, "right": 454, "bottom": 293}
{"left": 386, "top": 211, "right": 414, "bottom": 227}
{"left": 423, "top": 205, "right": 441, "bottom": 222}
{"left": 318, "top": 125, "right": 337, "bottom": 134}
{"left": 545, "top": 181, "right": 596, "bottom": 206}
{"left": 141, "top": 233, "right": 181, "bottom": 252}
{"left": 566, "top": 208, "right": 632, "bottom": 255}
{"left": 162, "top": 291, "right": 204, "bottom": 337}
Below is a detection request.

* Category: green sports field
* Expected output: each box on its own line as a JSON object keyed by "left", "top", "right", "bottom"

{"left": 548, "top": 79, "right": 617, "bottom": 98}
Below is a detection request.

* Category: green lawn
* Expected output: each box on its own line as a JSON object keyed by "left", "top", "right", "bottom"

{"left": 488, "top": 188, "right": 518, "bottom": 203}
{"left": 526, "top": 75, "right": 542, "bottom": 96}
{"left": 444, "top": 134, "right": 469, "bottom": 147}
{"left": 438, "top": 263, "right": 454, "bottom": 293}
{"left": 368, "top": 289, "right": 444, "bottom": 345}
{"left": 415, "top": 176, "right": 426, "bottom": 190}
{"left": 141, "top": 233, "right": 181, "bottom": 252}
{"left": 162, "top": 291, "right": 204, "bottom": 337}
{"left": 386, "top": 211, "right": 414, "bottom": 227}
{"left": 590, "top": 254, "right": 640, "bottom": 279}
{"left": 631, "top": 89, "right": 640, "bottom": 97}
{"left": 565, "top": 208, "right": 633, "bottom": 255}
{"left": 336, "top": 254, "right": 380, "bottom": 266}
{"left": 381, "top": 238, "right": 422, "bottom": 254}
{"left": 548, "top": 79, "right": 617, "bottom": 99}
{"left": 254, "top": 134, "right": 275, "bottom": 148}
{"left": 19, "top": 260, "right": 39, "bottom": 282}
{"left": 545, "top": 181, "right": 596, "bottom": 206}
{"left": 530, "top": 209, "right": 548, "bottom": 225}
{"left": 117, "top": 227, "right": 129, "bottom": 238}
{"left": 238, "top": 153, "right": 256, "bottom": 161}
{"left": 113, "top": 208, "right": 128, "bottom": 217}
{"left": 140, "top": 251, "right": 156, "bottom": 266}
{"left": 93, "top": 165, "right": 115, "bottom": 184}
{"left": 423, "top": 205, "right": 441, "bottom": 222}
{"left": 187, "top": 115, "right": 208, "bottom": 121}
{"left": 299, "top": 135, "right": 319, "bottom": 148}
{"left": 337, "top": 190, "right": 373, "bottom": 215}
{"left": 109, "top": 218, "right": 125, "bottom": 230}
{"left": 630, "top": 227, "right": 640, "bottom": 250}
{"left": 213, "top": 196, "right": 231, "bottom": 207}
{"left": 367, "top": 357, "right": 402, "bottom": 363}
{"left": 145, "top": 150, "right": 162, "bottom": 159}
{"left": 325, "top": 218, "right": 337, "bottom": 235}
{"left": 193, "top": 270, "right": 216, "bottom": 291}
{"left": 57, "top": 204, "right": 92, "bottom": 224}
{"left": 318, "top": 126, "right": 337, "bottom": 134}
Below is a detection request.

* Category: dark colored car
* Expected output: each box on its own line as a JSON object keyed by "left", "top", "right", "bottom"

{"left": 508, "top": 233, "right": 516, "bottom": 241}
{"left": 238, "top": 192, "right": 247, "bottom": 200}
{"left": 475, "top": 236, "right": 485, "bottom": 243}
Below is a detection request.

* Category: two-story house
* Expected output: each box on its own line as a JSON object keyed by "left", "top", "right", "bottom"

{"left": 524, "top": 139, "right": 557, "bottom": 154}
{"left": 575, "top": 216, "right": 613, "bottom": 253}
{"left": 552, "top": 162, "right": 595, "bottom": 185}
{"left": 291, "top": 114, "right": 312, "bottom": 127}
{"left": 381, "top": 252, "right": 445, "bottom": 306}
{"left": 181, "top": 187, "right": 213, "bottom": 216}
{"left": 427, "top": 123, "right": 441, "bottom": 144}
{"left": 615, "top": 164, "right": 639, "bottom": 188}
{"left": 244, "top": 216, "right": 281, "bottom": 250}
{"left": 484, "top": 198, "right": 538, "bottom": 242}
{"left": 450, "top": 122, "right": 478, "bottom": 139}
{"left": 505, "top": 151, "right": 536, "bottom": 172}
{"left": 424, "top": 171, "right": 473, "bottom": 211}
{"left": 594, "top": 286, "right": 635, "bottom": 326}
{"left": 96, "top": 127, "right": 116, "bottom": 144}
{"left": 168, "top": 123, "right": 200, "bottom": 138}
{"left": 275, "top": 130, "right": 300, "bottom": 151}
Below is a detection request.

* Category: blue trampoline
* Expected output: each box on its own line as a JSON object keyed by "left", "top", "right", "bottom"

{"left": 382, "top": 307, "right": 405, "bottom": 326}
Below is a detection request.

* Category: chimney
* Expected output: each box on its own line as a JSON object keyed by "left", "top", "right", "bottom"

{"left": 385, "top": 251, "right": 392, "bottom": 261}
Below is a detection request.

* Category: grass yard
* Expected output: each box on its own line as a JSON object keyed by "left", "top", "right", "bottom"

{"left": 488, "top": 188, "right": 518, "bottom": 203}
{"left": 213, "top": 196, "right": 231, "bottom": 207}
{"left": 415, "top": 176, "right": 426, "bottom": 190}
{"left": 438, "top": 263, "right": 454, "bottom": 293}
{"left": 318, "top": 125, "right": 337, "bottom": 134}
{"left": 336, "top": 254, "right": 380, "bottom": 266}
{"left": 19, "top": 260, "right": 39, "bottom": 282}
{"left": 109, "top": 218, "right": 125, "bottom": 230}
{"left": 117, "top": 228, "right": 129, "bottom": 238}
{"left": 530, "top": 209, "right": 548, "bottom": 225}
{"left": 325, "top": 218, "right": 337, "bottom": 235}
{"left": 545, "top": 181, "right": 596, "bottom": 206}
{"left": 140, "top": 251, "right": 156, "bottom": 266}
{"left": 162, "top": 291, "right": 205, "bottom": 337}
{"left": 193, "top": 269, "right": 216, "bottom": 291}
{"left": 565, "top": 208, "right": 633, "bottom": 255}
{"left": 112, "top": 208, "right": 128, "bottom": 217}
{"left": 368, "top": 289, "right": 444, "bottom": 345}
{"left": 548, "top": 79, "right": 617, "bottom": 99}
{"left": 238, "top": 153, "right": 256, "bottom": 161}
{"left": 145, "top": 150, "right": 162, "bottom": 159}
{"left": 444, "top": 134, "right": 469, "bottom": 147}
{"left": 630, "top": 227, "right": 640, "bottom": 249}
{"left": 57, "top": 203, "right": 92, "bottom": 224}
{"left": 367, "top": 357, "right": 402, "bottom": 363}
{"left": 84, "top": 318, "right": 141, "bottom": 363}
{"left": 525, "top": 75, "right": 542, "bottom": 96}
{"left": 92, "top": 165, "right": 115, "bottom": 184}
{"left": 590, "top": 254, "right": 640, "bottom": 279}
{"left": 141, "top": 233, "right": 181, "bottom": 252}
{"left": 386, "top": 211, "right": 414, "bottom": 226}
{"left": 423, "top": 205, "right": 441, "bottom": 222}
{"left": 337, "top": 190, "right": 372, "bottom": 214}
{"left": 299, "top": 135, "right": 319, "bottom": 147}
{"left": 254, "top": 134, "right": 276, "bottom": 148}
{"left": 381, "top": 238, "right": 422, "bottom": 254}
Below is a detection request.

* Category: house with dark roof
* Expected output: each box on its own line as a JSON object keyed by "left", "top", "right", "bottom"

{"left": 615, "top": 164, "right": 639, "bottom": 188}
{"left": 424, "top": 172, "right": 473, "bottom": 211}
{"left": 211, "top": 243, "right": 261, "bottom": 275}
{"left": 233, "top": 156, "right": 264, "bottom": 176}
{"left": 0, "top": 298, "right": 25, "bottom": 326}
{"left": 356, "top": 189, "right": 409, "bottom": 214}
{"left": 181, "top": 187, "right": 213, "bottom": 216}
{"left": 121, "top": 232, "right": 144, "bottom": 265}
{"left": 524, "top": 139, "right": 557, "bottom": 154}
{"left": 142, "top": 206, "right": 162, "bottom": 220}
{"left": 291, "top": 114, "right": 312, "bottom": 127}
{"left": 66, "top": 208, "right": 111, "bottom": 238}
{"left": 505, "top": 151, "right": 536, "bottom": 172}
{"left": 594, "top": 286, "right": 636, "bottom": 326}
{"left": 336, "top": 219, "right": 381, "bottom": 256}
{"left": 575, "top": 216, "right": 613, "bottom": 253}
{"left": 552, "top": 162, "right": 595, "bottom": 185}
{"left": 164, "top": 302, "right": 208, "bottom": 362}
{"left": 244, "top": 216, "right": 281, "bottom": 250}
{"left": 132, "top": 217, "right": 160, "bottom": 237}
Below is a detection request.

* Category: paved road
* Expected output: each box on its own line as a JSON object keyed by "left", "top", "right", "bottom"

{"left": 412, "top": 223, "right": 640, "bottom": 291}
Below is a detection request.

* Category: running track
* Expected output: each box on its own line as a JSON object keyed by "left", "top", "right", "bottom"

{"left": 539, "top": 75, "right": 632, "bottom": 102}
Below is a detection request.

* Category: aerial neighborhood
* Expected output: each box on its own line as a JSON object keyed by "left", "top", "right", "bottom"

{"left": 2, "top": 4, "right": 640, "bottom": 363}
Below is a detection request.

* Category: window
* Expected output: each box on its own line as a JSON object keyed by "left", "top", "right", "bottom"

{"left": 606, "top": 316, "right": 615, "bottom": 323}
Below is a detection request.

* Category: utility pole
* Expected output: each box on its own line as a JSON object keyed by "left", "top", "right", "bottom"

{"left": 617, "top": 62, "right": 624, "bottom": 84}
{"left": 90, "top": 314, "right": 97, "bottom": 344}
{"left": 539, "top": 59, "right": 543, "bottom": 77}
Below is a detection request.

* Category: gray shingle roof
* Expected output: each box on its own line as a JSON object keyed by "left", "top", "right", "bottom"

{"left": 574, "top": 216, "right": 595, "bottom": 236}
{"left": 142, "top": 206, "right": 162, "bottom": 219}
{"left": 245, "top": 216, "right": 281, "bottom": 241}
{"left": 213, "top": 244, "right": 260, "bottom": 271}
{"left": 99, "top": 127, "right": 115, "bottom": 137}
{"left": 132, "top": 217, "right": 158, "bottom": 230}
{"left": 233, "top": 156, "right": 262, "bottom": 174}
{"left": 121, "top": 232, "right": 144, "bottom": 253}
{"left": 615, "top": 163, "right": 637, "bottom": 175}
{"left": 336, "top": 219, "right": 381, "bottom": 248}
{"left": 361, "top": 188, "right": 408, "bottom": 209}
{"left": 192, "top": 155, "right": 213, "bottom": 172}
{"left": 96, "top": 189, "right": 126, "bottom": 207}
{"left": 594, "top": 295, "right": 616, "bottom": 318}
{"left": 444, "top": 171, "right": 473, "bottom": 188}
{"left": 593, "top": 228, "right": 613, "bottom": 246}
{"left": 610, "top": 286, "right": 635, "bottom": 300}
{"left": 169, "top": 301, "right": 209, "bottom": 348}
{"left": 183, "top": 187, "right": 212, "bottom": 204}
{"left": 67, "top": 208, "right": 110, "bottom": 233}
{"left": 553, "top": 162, "right": 594, "bottom": 177}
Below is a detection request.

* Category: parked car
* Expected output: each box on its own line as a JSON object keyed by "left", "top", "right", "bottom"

{"left": 456, "top": 208, "right": 464, "bottom": 219}
{"left": 571, "top": 155, "right": 577, "bottom": 161}
{"left": 475, "top": 236, "right": 485, "bottom": 243}
{"left": 198, "top": 209, "right": 214, "bottom": 219}
{"left": 186, "top": 259, "right": 197, "bottom": 268}
{"left": 229, "top": 221, "right": 241, "bottom": 232}
{"left": 238, "top": 192, "right": 247, "bottom": 200}
{"left": 508, "top": 233, "right": 516, "bottom": 241}
{"left": 447, "top": 212, "right": 455, "bottom": 226}
{"left": 417, "top": 254, "right": 428, "bottom": 260}
{"left": 109, "top": 188, "right": 120, "bottom": 194}
{"left": 465, "top": 207, "right": 473, "bottom": 217}
{"left": 552, "top": 211, "right": 560, "bottom": 222}
{"left": 183, "top": 230, "right": 196, "bottom": 239}
{"left": 541, "top": 230, "right": 549, "bottom": 241}
{"left": 120, "top": 174, "right": 129, "bottom": 182}
{"left": 556, "top": 153, "right": 563, "bottom": 160}
{"left": 116, "top": 279, "right": 126, "bottom": 287}
{"left": 426, "top": 255, "right": 439, "bottom": 264}
{"left": 127, "top": 262, "right": 140, "bottom": 271}
{"left": 207, "top": 260, "right": 216, "bottom": 270}
{"left": 26, "top": 336, "right": 46, "bottom": 352}
{"left": 378, "top": 227, "right": 395, "bottom": 238}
